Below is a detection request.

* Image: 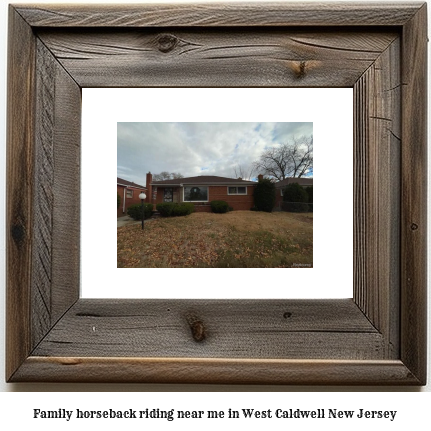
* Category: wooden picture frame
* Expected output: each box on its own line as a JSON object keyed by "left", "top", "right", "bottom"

{"left": 6, "top": 2, "right": 427, "bottom": 385}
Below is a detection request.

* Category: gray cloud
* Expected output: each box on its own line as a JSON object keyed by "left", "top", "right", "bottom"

{"left": 117, "top": 122, "right": 312, "bottom": 186}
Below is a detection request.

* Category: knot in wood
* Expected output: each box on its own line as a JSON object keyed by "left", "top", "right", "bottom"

{"left": 157, "top": 34, "right": 178, "bottom": 53}
{"left": 186, "top": 315, "right": 206, "bottom": 342}
{"left": 410, "top": 223, "right": 418, "bottom": 231}
{"left": 11, "top": 222, "right": 25, "bottom": 245}
{"left": 294, "top": 61, "right": 307, "bottom": 78}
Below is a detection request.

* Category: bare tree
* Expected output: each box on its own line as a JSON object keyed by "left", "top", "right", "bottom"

{"left": 171, "top": 172, "right": 184, "bottom": 179}
{"left": 253, "top": 136, "right": 313, "bottom": 181}
{"left": 153, "top": 171, "right": 184, "bottom": 181}
{"left": 232, "top": 164, "right": 255, "bottom": 180}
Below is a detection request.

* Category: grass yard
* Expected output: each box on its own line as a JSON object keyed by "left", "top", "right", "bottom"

{"left": 117, "top": 211, "right": 312, "bottom": 268}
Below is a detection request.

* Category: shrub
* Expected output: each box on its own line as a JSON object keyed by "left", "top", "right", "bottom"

{"left": 156, "top": 202, "right": 195, "bottom": 217}
{"left": 156, "top": 203, "right": 174, "bottom": 217}
{"left": 253, "top": 178, "right": 276, "bottom": 212}
{"left": 282, "top": 182, "right": 308, "bottom": 203}
{"left": 210, "top": 200, "right": 229, "bottom": 213}
{"left": 305, "top": 186, "right": 313, "bottom": 212}
{"left": 117, "top": 193, "right": 121, "bottom": 209}
{"left": 127, "top": 203, "right": 153, "bottom": 220}
{"left": 172, "top": 203, "right": 195, "bottom": 217}
{"left": 305, "top": 186, "right": 313, "bottom": 203}
{"left": 282, "top": 182, "right": 309, "bottom": 212}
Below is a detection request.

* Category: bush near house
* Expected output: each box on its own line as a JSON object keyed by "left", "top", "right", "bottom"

{"left": 156, "top": 203, "right": 174, "bottom": 217}
{"left": 253, "top": 178, "right": 276, "bottom": 212}
{"left": 172, "top": 203, "right": 195, "bottom": 217}
{"left": 127, "top": 203, "right": 153, "bottom": 220}
{"left": 305, "top": 186, "right": 313, "bottom": 212}
{"left": 210, "top": 200, "right": 230, "bottom": 213}
{"left": 157, "top": 202, "right": 194, "bottom": 217}
{"left": 282, "top": 183, "right": 309, "bottom": 212}
{"left": 117, "top": 193, "right": 121, "bottom": 209}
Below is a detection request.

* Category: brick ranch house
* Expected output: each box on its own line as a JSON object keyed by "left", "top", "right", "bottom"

{"left": 145, "top": 172, "right": 257, "bottom": 212}
{"left": 274, "top": 177, "right": 313, "bottom": 209}
{"left": 117, "top": 177, "right": 148, "bottom": 217}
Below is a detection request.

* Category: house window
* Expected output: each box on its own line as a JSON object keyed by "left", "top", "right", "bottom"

{"left": 280, "top": 188, "right": 284, "bottom": 196}
{"left": 184, "top": 186, "right": 208, "bottom": 202}
{"left": 228, "top": 186, "right": 247, "bottom": 195}
{"left": 126, "top": 190, "right": 133, "bottom": 198}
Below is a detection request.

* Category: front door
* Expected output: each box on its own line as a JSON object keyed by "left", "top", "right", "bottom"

{"left": 163, "top": 188, "right": 173, "bottom": 202}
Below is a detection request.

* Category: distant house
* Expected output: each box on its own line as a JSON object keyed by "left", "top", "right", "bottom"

{"left": 117, "top": 177, "right": 147, "bottom": 217}
{"left": 274, "top": 177, "right": 313, "bottom": 209}
{"left": 146, "top": 172, "right": 256, "bottom": 212}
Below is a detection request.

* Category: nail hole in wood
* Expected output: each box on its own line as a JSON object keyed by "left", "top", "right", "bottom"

{"left": 283, "top": 311, "right": 292, "bottom": 319}
{"left": 411, "top": 223, "right": 418, "bottom": 230}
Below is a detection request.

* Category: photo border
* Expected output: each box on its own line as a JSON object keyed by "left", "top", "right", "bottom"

{"left": 6, "top": 2, "right": 427, "bottom": 384}
{"left": 84, "top": 89, "right": 352, "bottom": 301}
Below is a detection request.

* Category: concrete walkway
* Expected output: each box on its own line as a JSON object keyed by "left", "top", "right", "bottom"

{"left": 117, "top": 215, "right": 141, "bottom": 227}
{"left": 117, "top": 215, "right": 157, "bottom": 228}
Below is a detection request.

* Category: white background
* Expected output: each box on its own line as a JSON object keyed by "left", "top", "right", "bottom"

{"left": 0, "top": 0, "right": 429, "bottom": 418}
{"left": 82, "top": 87, "right": 353, "bottom": 299}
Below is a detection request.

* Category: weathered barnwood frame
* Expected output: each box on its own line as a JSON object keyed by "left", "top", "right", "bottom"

{"left": 6, "top": 2, "right": 427, "bottom": 384}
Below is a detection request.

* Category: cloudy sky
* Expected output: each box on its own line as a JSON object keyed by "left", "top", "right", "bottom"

{"left": 117, "top": 122, "right": 313, "bottom": 187}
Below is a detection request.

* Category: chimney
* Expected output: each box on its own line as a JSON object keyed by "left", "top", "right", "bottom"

{"left": 146, "top": 172, "right": 153, "bottom": 204}
{"left": 258, "top": 174, "right": 263, "bottom": 181}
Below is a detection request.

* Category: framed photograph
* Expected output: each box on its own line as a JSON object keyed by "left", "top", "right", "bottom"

{"left": 6, "top": 2, "right": 427, "bottom": 384}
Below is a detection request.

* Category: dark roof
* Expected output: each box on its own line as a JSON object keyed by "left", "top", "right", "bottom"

{"left": 275, "top": 177, "right": 313, "bottom": 188}
{"left": 151, "top": 175, "right": 256, "bottom": 186}
{"left": 117, "top": 177, "right": 147, "bottom": 189}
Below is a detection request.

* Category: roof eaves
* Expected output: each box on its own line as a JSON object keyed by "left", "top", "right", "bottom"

{"left": 151, "top": 181, "right": 257, "bottom": 186}
{"left": 117, "top": 182, "right": 147, "bottom": 189}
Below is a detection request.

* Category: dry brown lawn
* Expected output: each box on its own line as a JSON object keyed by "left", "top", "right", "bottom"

{"left": 117, "top": 211, "right": 312, "bottom": 268}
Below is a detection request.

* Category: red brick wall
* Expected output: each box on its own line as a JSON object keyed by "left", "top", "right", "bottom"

{"left": 154, "top": 188, "right": 164, "bottom": 205}
{"left": 193, "top": 204, "right": 212, "bottom": 212}
{"left": 207, "top": 185, "right": 255, "bottom": 211}
{"left": 146, "top": 172, "right": 153, "bottom": 204}
{"left": 117, "top": 185, "right": 147, "bottom": 217}
{"left": 152, "top": 185, "right": 255, "bottom": 211}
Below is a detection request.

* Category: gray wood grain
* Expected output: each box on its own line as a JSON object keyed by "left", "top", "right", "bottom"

{"left": 32, "top": 40, "right": 81, "bottom": 346}
{"left": 12, "top": 357, "right": 420, "bottom": 385}
{"left": 32, "top": 299, "right": 384, "bottom": 359}
{"left": 32, "top": 40, "right": 56, "bottom": 347}
{"left": 15, "top": 2, "right": 423, "bottom": 27}
{"left": 6, "top": 2, "right": 427, "bottom": 385}
{"left": 50, "top": 54, "right": 81, "bottom": 324}
{"left": 400, "top": 3, "right": 428, "bottom": 384}
{"left": 353, "top": 38, "right": 401, "bottom": 359}
{"left": 6, "top": 7, "right": 36, "bottom": 381}
{"left": 37, "top": 29, "right": 398, "bottom": 88}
